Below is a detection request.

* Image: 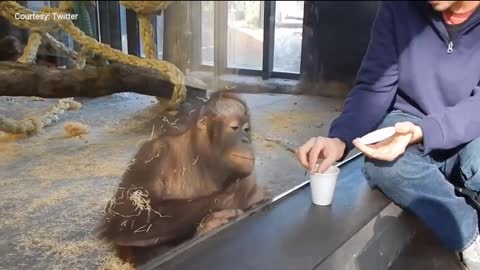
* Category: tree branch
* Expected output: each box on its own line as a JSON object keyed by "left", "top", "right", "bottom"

{"left": 0, "top": 62, "right": 174, "bottom": 98}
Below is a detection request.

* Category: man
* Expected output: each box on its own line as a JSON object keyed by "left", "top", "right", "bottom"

{"left": 296, "top": 1, "right": 480, "bottom": 269}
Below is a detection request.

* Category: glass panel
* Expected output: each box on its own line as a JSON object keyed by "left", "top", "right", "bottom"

{"left": 201, "top": 1, "right": 214, "bottom": 66}
{"left": 227, "top": 1, "right": 264, "bottom": 70}
{"left": 273, "top": 1, "right": 304, "bottom": 73}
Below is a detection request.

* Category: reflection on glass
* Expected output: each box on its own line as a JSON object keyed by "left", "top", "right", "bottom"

{"left": 66, "top": 36, "right": 74, "bottom": 49}
{"left": 201, "top": 1, "right": 214, "bottom": 66}
{"left": 119, "top": 5, "right": 128, "bottom": 53}
{"left": 139, "top": 37, "right": 145, "bottom": 58}
{"left": 227, "top": 1, "right": 264, "bottom": 70}
{"left": 274, "top": 1, "right": 304, "bottom": 73}
{"left": 156, "top": 14, "right": 164, "bottom": 59}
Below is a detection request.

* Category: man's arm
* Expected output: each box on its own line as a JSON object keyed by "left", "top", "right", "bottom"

{"left": 328, "top": 2, "right": 399, "bottom": 155}
{"left": 419, "top": 85, "right": 480, "bottom": 153}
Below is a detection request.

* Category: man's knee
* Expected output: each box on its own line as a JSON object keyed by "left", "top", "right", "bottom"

{"left": 460, "top": 137, "right": 480, "bottom": 190}
{"left": 362, "top": 150, "right": 432, "bottom": 192}
{"left": 362, "top": 158, "right": 405, "bottom": 191}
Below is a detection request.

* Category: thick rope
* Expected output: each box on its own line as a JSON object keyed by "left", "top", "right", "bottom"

{"left": 119, "top": 1, "right": 171, "bottom": 15}
{"left": 138, "top": 15, "right": 156, "bottom": 59}
{"left": 58, "top": 1, "right": 74, "bottom": 12}
{"left": 17, "top": 31, "right": 42, "bottom": 64}
{"left": 0, "top": 1, "right": 186, "bottom": 109}
{"left": 17, "top": 5, "right": 63, "bottom": 64}
{"left": 0, "top": 98, "right": 82, "bottom": 134}
{"left": 120, "top": 1, "right": 171, "bottom": 60}
{"left": 121, "top": 0, "right": 173, "bottom": 109}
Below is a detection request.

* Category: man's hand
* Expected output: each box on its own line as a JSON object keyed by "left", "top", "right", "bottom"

{"left": 353, "top": 121, "right": 423, "bottom": 161}
{"left": 296, "top": 137, "right": 346, "bottom": 173}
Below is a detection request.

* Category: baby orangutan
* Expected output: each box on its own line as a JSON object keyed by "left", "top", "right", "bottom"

{"left": 100, "top": 91, "right": 269, "bottom": 266}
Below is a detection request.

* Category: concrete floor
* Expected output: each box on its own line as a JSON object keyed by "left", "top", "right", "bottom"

{"left": 0, "top": 92, "right": 343, "bottom": 269}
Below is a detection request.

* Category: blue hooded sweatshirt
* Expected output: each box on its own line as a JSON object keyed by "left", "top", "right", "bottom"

{"left": 328, "top": 1, "right": 480, "bottom": 155}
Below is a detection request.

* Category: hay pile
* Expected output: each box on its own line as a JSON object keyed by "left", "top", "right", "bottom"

{"left": 100, "top": 255, "right": 135, "bottom": 270}
{"left": 64, "top": 122, "right": 89, "bottom": 137}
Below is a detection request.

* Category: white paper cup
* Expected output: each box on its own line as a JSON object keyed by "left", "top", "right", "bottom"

{"left": 309, "top": 165, "right": 340, "bottom": 206}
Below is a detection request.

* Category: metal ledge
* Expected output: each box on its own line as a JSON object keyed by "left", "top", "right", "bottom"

{"left": 140, "top": 152, "right": 397, "bottom": 270}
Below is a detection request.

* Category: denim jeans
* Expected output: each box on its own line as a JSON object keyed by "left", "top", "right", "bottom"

{"left": 362, "top": 110, "right": 480, "bottom": 251}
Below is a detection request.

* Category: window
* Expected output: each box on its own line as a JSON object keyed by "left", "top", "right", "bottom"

{"left": 273, "top": 1, "right": 304, "bottom": 73}
{"left": 227, "top": 1, "right": 264, "bottom": 70}
{"left": 197, "top": 1, "right": 303, "bottom": 78}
